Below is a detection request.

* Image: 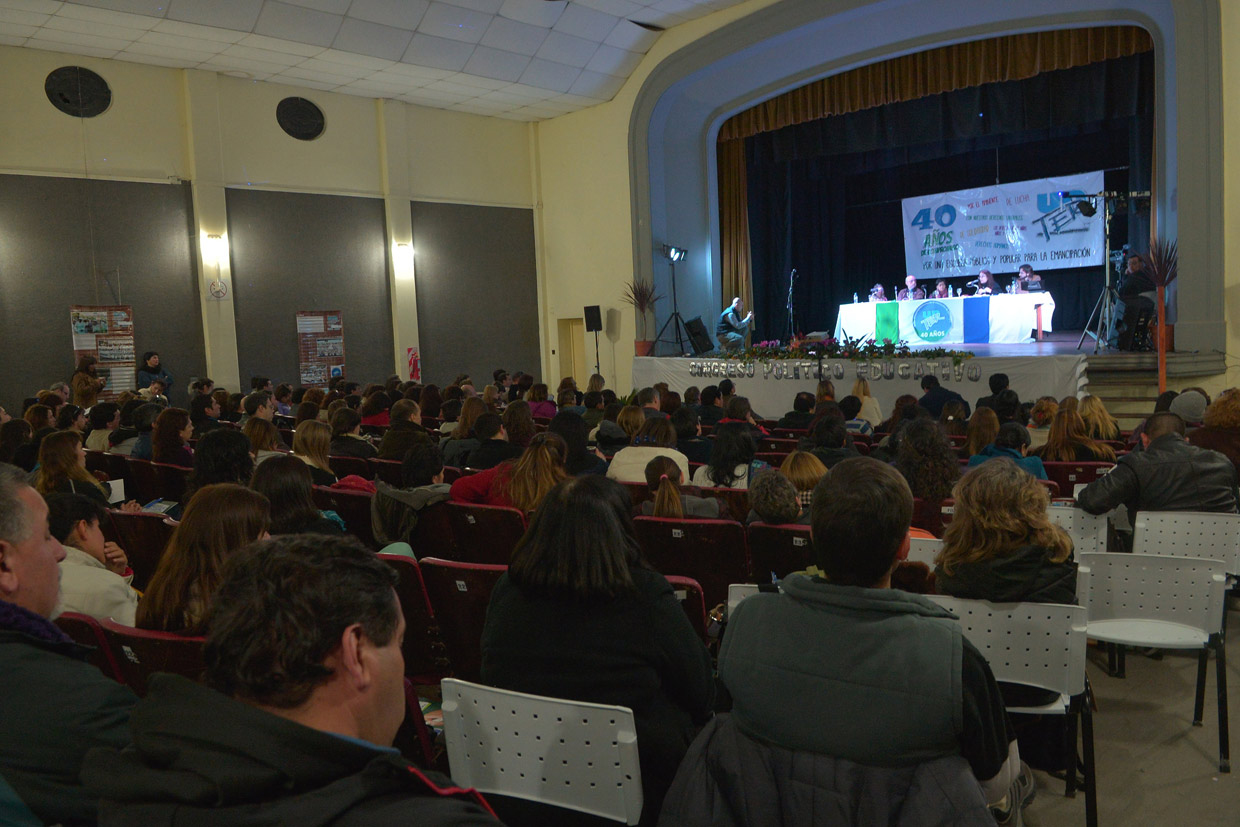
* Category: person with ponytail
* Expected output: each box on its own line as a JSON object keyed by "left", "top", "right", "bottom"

{"left": 640, "top": 456, "right": 720, "bottom": 519}
{"left": 449, "top": 432, "right": 570, "bottom": 513}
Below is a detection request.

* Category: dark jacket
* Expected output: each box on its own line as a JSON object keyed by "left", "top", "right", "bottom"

{"left": 330, "top": 433, "right": 377, "bottom": 459}
{"left": 967, "top": 444, "right": 1047, "bottom": 480}
{"left": 466, "top": 439, "right": 523, "bottom": 470}
{"left": 135, "top": 365, "right": 173, "bottom": 390}
{"left": 697, "top": 404, "right": 725, "bottom": 426}
{"left": 47, "top": 477, "right": 112, "bottom": 506}
{"left": 130, "top": 432, "right": 153, "bottom": 461}
{"left": 191, "top": 418, "right": 224, "bottom": 439}
{"left": 441, "top": 436, "right": 481, "bottom": 468}
{"left": 676, "top": 437, "right": 713, "bottom": 466}
{"left": 1077, "top": 433, "right": 1240, "bottom": 517}
{"left": 918, "top": 386, "right": 970, "bottom": 419}
{"left": 594, "top": 420, "right": 631, "bottom": 456}
{"left": 1187, "top": 425, "right": 1240, "bottom": 474}
{"left": 81, "top": 674, "right": 496, "bottom": 826}
{"left": 935, "top": 544, "right": 1077, "bottom": 605}
{"left": 372, "top": 480, "right": 452, "bottom": 547}
{"left": 776, "top": 410, "right": 815, "bottom": 430}
{"left": 481, "top": 568, "right": 715, "bottom": 822}
{"left": 809, "top": 445, "right": 860, "bottom": 469}
{"left": 0, "top": 599, "right": 136, "bottom": 825}
{"left": 376, "top": 419, "right": 431, "bottom": 461}
{"left": 658, "top": 714, "right": 995, "bottom": 827}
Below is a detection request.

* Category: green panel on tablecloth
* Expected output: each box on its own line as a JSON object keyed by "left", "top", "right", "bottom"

{"left": 875, "top": 302, "right": 899, "bottom": 342}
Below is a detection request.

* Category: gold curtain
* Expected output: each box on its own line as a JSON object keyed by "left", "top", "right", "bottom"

{"left": 716, "top": 25, "right": 1154, "bottom": 308}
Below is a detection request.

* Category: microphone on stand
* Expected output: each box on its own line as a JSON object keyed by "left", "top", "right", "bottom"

{"left": 966, "top": 279, "right": 980, "bottom": 287}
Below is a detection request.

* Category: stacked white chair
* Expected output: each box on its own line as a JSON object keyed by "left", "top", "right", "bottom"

{"left": 906, "top": 537, "right": 943, "bottom": 567}
{"left": 440, "top": 678, "right": 644, "bottom": 825}
{"left": 928, "top": 596, "right": 1096, "bottom": 827}
{"left": 1077, "top": 552, "right": 1230, "bottom": 773}
{"left": 1131, "top": 510, "right": 1240, "bottom": 575}
{"left": 1047, "top": 504, "right": 1109, "bottom": 555}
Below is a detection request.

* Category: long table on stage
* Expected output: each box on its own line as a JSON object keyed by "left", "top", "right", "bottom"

{"left": 834, "top": 293, "right": 1056, "bottom": 345}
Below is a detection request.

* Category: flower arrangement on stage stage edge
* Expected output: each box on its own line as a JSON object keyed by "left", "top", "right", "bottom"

{"left": 726, "top": 335, "right": 975, "bottom": 366}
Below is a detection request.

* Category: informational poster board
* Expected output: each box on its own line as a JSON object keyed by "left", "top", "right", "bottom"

{"left": 70, "top": 305, "right": 135, "bottom": 399}
{"left": 406, "top": 346, "right": 421, "bottom": 381}
{"left": 902, "top": 171, "right": 1105, "bottom": 278}
{"left": 296, "top": 310, "right": 345, "bottom": 387}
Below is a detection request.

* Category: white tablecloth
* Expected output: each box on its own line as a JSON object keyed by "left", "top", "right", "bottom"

{"left": 834, "top": 293, "right": 1055, "bottom": 345}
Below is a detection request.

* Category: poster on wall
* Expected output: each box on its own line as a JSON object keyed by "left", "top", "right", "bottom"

{"left": 70, "top": 305, "right": 135, "bottom": 400}
{"left": 406, "top": 346, "right": 421, "bottom": 381}
{"left": 297, "top": 310, "right": 345, "bottom": 387}
{"left": 901, "top": 171, "right": 1105, "bottom": 279}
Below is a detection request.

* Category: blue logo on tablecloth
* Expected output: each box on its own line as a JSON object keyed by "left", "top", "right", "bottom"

{"left": 912, "top": 301, "right": 952, "bottom": 342}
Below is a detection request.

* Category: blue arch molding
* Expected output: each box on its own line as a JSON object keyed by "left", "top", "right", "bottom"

{"left": 628, "top": 0, "right": 1224, "bottom": 365}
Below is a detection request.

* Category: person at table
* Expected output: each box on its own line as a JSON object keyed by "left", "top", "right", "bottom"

{"left": 868, "top": 283, "right": 888, "bottom": 302}
{"left": 933, "top": 279, "right": 951, "bottom": 298}
{"left": 1014, "top": 264, "right": 1043, "bottom": 293}
{"left": 971, "top": 269, "right": 997, "bottom": 295}
{"left": 716, "top": 296, "right": 754, "bottom": 352}
{"left": 896, "top": 274, "right": 925, "bottom": 301}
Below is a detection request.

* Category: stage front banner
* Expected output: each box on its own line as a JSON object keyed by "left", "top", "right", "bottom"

{"left": 902, "top": 171, "right": 1104, "bottom": 279}
{"left": 834, "top": 294, "right": 1055, "bottom": 346}
{"left": 633, "top": 354, "right": 1086, "bottom": 420}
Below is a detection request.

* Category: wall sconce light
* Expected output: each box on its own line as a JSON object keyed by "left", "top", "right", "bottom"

{"left": 201, "top": 233, "right": 228, "bottom": 267}
{"left": 393, "top": 242, "right": 415, "bottom": 280}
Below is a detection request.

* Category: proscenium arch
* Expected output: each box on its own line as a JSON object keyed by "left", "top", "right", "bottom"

{"left": 629, "top": 0, "right": 1223, "bottom": 362}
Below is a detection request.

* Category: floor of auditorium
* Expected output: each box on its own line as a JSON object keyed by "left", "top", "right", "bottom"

{"left": 1025, "top": 604, "right": 1239, "bottom": 825}
{"left": 906, "top": 330, "right": 1098, "bottom": 358}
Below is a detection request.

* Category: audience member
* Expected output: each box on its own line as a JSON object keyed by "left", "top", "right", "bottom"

{"left": 692, "top": 422, "right": 765, "bottom": 488}
{"left": 838, "top": 395, "right": 873, "bottom": 436}
{"left": 1032, "top": 410, "right": 1116, "bottom": 463}
{"left": 672, "top": 406, "right": 711, "bottom": 465}
{"left": 557, "top": 387, "right": 586, "bottom": 415}
{"left": 607, "top": 417, "right": 690, "bottom": 484}
{"left": 250, "top": 454, "right": 343, "bottom": 536}
{"left": 136, "top": 351, "right": 174, "bottom": 393}
{"left": 547, "top": 411, "right": 605, "bottom": 476}
{"left": 968, "top": 422, "right": 1047, "bottom": 480}
{"left": 963, "top": 406, "right": 1001, "bottom": 457}
{"left": 441, "top": 398, "right": 487, "bottom": 465}
{"left": 480, "top": 383, "right": 504, "bottom": 412}
{"left": 804, "top": 411, "right": 857, "bottom": 469}
{"left": 151, "top": 407, "right": 194, "bottom": 467}
{"left": 136, "top": 483, "right": 270, "bottom": 635}
{"left": 293, "top": 420, "right": 338, "bottom": 486}
{"left": 374, "top": 399, "right": 429, "bottom": 462}
{"left": 330, "top": 407, "right": 378, "bottom": 459}
{"left": 875, "top": 393, "right": 917, "bottom": 433}
{"left": 273, "top": 383, "right": 293, "bottom": 416}
{"left": 55, "top": 403, "right": 88, "bottom": 434}
{"left": 137, "top": 377, "right": 169, "bottom": 404}
{"left": 0, "top": 465, "right": 137, "bottom": 825}
{"left": 974, "top": 373, "right": 1009, "bottom": 412}
{"left": 189, "top": 393, "right": 224, "bottom": 438}
{"left": 814, "top": 379, "right": 834, "bottom": 406}
{"left": 939, "top": 400, "right": 968, "bottom": 436}
{"left": 594, "top": 402, "right": 631, "bottom": 457}
{"left": 850, "top": 377, "right": 883, "bottom": 427}
{"left": 481, "top": 475, "right": 714, "bottom": 822}
{"left": 420, "top": 384, "right": 443, "bottom": 419}
{"left": 70, "top": 355, "right": 108, "bottom": 408}
{"left": 127, "top": 401, "right": 164, "bottom": 461}
{"left": 1188, "top": 389, "right": 1240, "bottom": 472}
{"left": 641, "top": 455, "right": 720, "bottom": 519}
{"left": 450, "top": 433, "right": 569, "bottom": 512}
{"left": 526, "top": 383, "right": 557, "bottom": 419}
{"left": 501, "top": 400, "right": 536, "bottom": 449}
{"left": 184, "top": 428, "right": 257, "bottom": 504}
{"left": 83, "top": 402, "right": 120, "bottom": 451}
{"left": 239, "top": 390, "right": 275, "bottom": 426}
{"left": 746, "top": 468, "right": 808, "bottom": 525}
{"left": 992, "top": 389, "right": 1024, "bottom": 425}
{"left": 581, "top": 391, "right": 605, "bottom": 428}
{"left": 83, "top": 534, "right": 496, "bottom": 823}
{"left": 918, "top": 375, "right": 971, "bottom": 418}
{"left": 1078, "top": 412, "right": 1240, "bottom": 518}
{"left": 294, "top": 400, "right": 320, "bottom": 427}
{"left": 697, "top": 385, "right": 725, "bottom": 426}
{"left": 242, "top": 417, "right": 286, "bottom": 464}
{"left": 46, "top": 492, "right": 138, "bottom": 624}
{"left": 635, "top": 386, "right": 665, "bottom": 420}
{"left": 372, "top": 443, "right": 452, "bottom": 549}
{"left": 33, "top": 430, "right": 112, "bottom": 506}
{"left": 715, "top": 457, "right": 1024, "bottom": 816}
{"left": 1026, "top": 396, "right": 1058, "bottom": 449}
{"left": 897, "top": 418, "right": 962, "bottom": 501}
{"left": 776, "top": 391, "right": 816, "bottom": 430}
{"left": 1168, "top": 389, "right": 1209, "bottom": 428}
{"left": 720, "top": 395, "right": 768, "bottom": 436}
{"left": 778, "top": 450, "right": 827, "bottom": 511}
{"left": 1078, "top": 395, "right": 1121, "bottom": 441}
{"left": 359, "top": 391, "right": 392, "bottom": 427}
{"left": 0, "top": 420, "right": 33, "bottom": 466}
{"left": 682, "top": 385, "right": 700, "bottom": 409}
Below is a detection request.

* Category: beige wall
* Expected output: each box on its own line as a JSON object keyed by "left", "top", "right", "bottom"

{"left": 1208, "top": 0, "right": 1240, "bottom": 397}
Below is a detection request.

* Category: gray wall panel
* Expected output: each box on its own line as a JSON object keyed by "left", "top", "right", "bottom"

{"left": 411, "top": 201, "right": 539, "bottom": 387}
{"left": 225, "top": 188, "right": 393, "bottom": 388}
{"left": 0, "top": 174, "right": 204, "bottom": 413}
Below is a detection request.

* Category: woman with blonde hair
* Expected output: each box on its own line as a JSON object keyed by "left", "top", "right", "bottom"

{"left": 481, "top": 384, "right": 504, "bottom": 411}
{"left": 779, "top": 450, "right": 827, "bottom": 510}
{"left": 292, "top": 419, "right": 337, "bottom": 486}
{"left": 1188, "top": 388, "right": 1240, "bottom": 471}
{"left": 850, "top": 377, "right": 882, "bottom": 429}
{"left": 616, "top": 405, "right": 645, "bottom": 441}
{"left": 243, "top": 417, "right": 287, "bottom": 464}
{"left": 1032, "top": 410, "right": 1116, "bottom": 463}
{"left": 962, "top": 407, "right": 1000, "bottom": 456}
{"left": 586, "top": 373, "right": 606, "bottom": 394}
{"left": 815, "top": 379, "right": 835, "bottom": 405}
{"left": 1078, "top": 395, "right": 1120, "bottom": 441}
{"left": 136, "top": 484, "right": 271, "bottom": 636}
{"left": 642, "top": 455, "right": 720, "bottom": 519}
{"left": 449, "top": 432, "right": 569, "bottom": 512}
{"left": 33, "top": 429, "right": 111, "bottom": 505}
{"left": 441, "top": 397, "right": 487, "bottom": 466}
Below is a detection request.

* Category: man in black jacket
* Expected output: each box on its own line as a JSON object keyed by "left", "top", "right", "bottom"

{"left": 377, "top": 399, "right": 431, "bottom": 461}
{"left": 974, "top": 373, "right": 1008, "bottom": 412}
{"left": 1078, "top": 412, "right": 1240, "bottom": 517}
{"left": 697, "top": 385, "right": 726, "bottom": 426}
{"left": 465, "top": 413, "right": 522, "bottom": 469}
{"left": 82, "top": 534, "right": 497, "bottom": 825}
{"left": 777, "top": 392, "right": 816, "bottom": 430}
{"left": 917, "top": 375, "right": 971, "bottom": 418}
{"left": 0, "top": 463, "right": 137, "bottom": 825}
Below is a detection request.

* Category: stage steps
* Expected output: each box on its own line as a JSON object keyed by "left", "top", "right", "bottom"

{"left": 1083, "top": 360, "right": 1160, "bottom": 424}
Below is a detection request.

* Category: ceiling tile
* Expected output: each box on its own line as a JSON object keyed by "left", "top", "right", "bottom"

{"left": 313, "top": 48, "right": 393, "bottom": 70}
{"left": 401, "top": 31, "right": 473, "bottom": 70}
{"left": 603, "top": 18, "right": 657, "bottom": 52}
{"left": 238, "top": 32, "right": 323, "bottom": 55}
{"left": 254, "top": 1, "right": 342, "bottom": 47}
{"left": 438, "top": 0, "right": 501, "bottom": 13}
{"left": 346, "top": 0, "right": 428, "bottom": 30}
{"left": 200, "top": 55, "right": 285, "bottom": 75}
{"left": 33, "top": 25, "right": 129, "bottom": 48}
{"left": 341, "top": 77, "right": 410, "bottom": 94}
{"left": 124, "top": 40, "right": 220, "bottom": 62}
{"left": 166, "top": 0, "right": 262, "bottom": 31}
{"left": 447, "top": 67, "right": 510, "bottom": 89}
{"left": 63, "top": 0, "right": 167, "bottom": 16}
{"left": 26, "top": 36, "right": 119, "bottom": 56}
{"left": 479, "top": 15, "right": 545, "bottom": 56}
{"left": 119, "top": 51, "right": 192, "bottom": 67}
{"left": 401, "top": 87, "right": 463, "bottom": 103}
{"left": 451, "top": 100, "right": 508, "bottom": 115}
{"left": 151, "top": 19, "right": 246, "bottom": 42}
{"left": 548, "top": 91, "right": 600, "bottom": 106}
{"left": 584, "top": 43, "right": 640, "bottom": 77}
{"left": 279, "top": 0, "right": 351, "bottom": 13}
{"left": 55, "top": 3, "right": 157, "bottom": 27}
{"left": 269, "top": 75, "right": 338, "bottom": 90}
{"left": 277, "top": 63, "right": 357, "bottom": 84}
{"left": 0, "top": 1, "right": 63, "bottom": 14}
{"left": 0, "top": 32, "right": 28, "bottom": 44}
{"left": 416, "top": 2, "right": 489, "bottom": 44}
{"left": 462, "top": 43, "right": 527, "bottom": 82}
{"left": 424, "top": 77, "right": 486, "bottom": 95}
{"left": 0, "top": 21, "right": 37, "bottom": 36}
{"left": 628, "top": 8, "right": 686, "bottom": 28}
{"left": 535, "top": 30, "right": 597, "bottom": 68}
{"left": 476, "top": 85, "right": 546, "bottom": 103}
{"left": 297, "top": 55, "right": 382, "bottom": 75}
{"left": 650, "top": 0, "right": 698, "bottom": 15}
{"left": 0, "top": 8, "right": 49, "bottom": 25}
{"left": 509, "top": 103, "right": 562, "bottom": 118}
{"left": 222, "top": 43, "right": 301, "bottom": 65}
{"left": 571, "top": 0, "right": 643, "bottom": 17}
{"left": 568, "top": 67, "right": 623, "bottom": 98}
{"left": 331, "top": 16, "right": 411, "bottom": 61}
{"left": 497, "top": 0, "right": 562, "bottom": 29}
{"left": 371, "top": 62, "right": 452, "bottom": 81}
{"left": 552, "top": 3, "right": 616, "bottom": 41}
{"left": 138, "top": 30, "right": 230, "bottom": 52}
{"left": 495, "top": 111, "right": 539, "bottom": 121}
{"left": 44, "top": 14, "right": 148, "bottom": 40}
{"left": 518, "top": 56, "right": 577, "bottom": 93}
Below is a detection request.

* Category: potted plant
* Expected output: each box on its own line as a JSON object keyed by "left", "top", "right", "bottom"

{"left": 622, "top": 278, "right": 662, "bottom": 357}
{"left": 1142, "top": 238, "right": 1177, "bottom": 392}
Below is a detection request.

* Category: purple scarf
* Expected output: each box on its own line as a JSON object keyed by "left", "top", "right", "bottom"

{"left": 0, "top": 598, "right": 72, "bottom": 647}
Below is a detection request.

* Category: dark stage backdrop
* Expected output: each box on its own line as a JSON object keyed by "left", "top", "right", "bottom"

{"left": 746, "top": 52, "right": 1154, "bottom": 340}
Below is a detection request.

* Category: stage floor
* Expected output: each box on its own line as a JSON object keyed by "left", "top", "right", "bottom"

{"left": 906, "top": 330, "right": 1091, "bottom": 358}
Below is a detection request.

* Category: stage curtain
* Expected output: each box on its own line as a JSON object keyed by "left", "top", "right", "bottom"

{"left": 717, "top": 25, "right": 1153, "bottom": 331}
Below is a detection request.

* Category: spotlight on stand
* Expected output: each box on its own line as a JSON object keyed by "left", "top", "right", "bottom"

{"left": 1077, "top": 199, "right": 1097, "bottom": 218}
{"left": 661, "top": 244, "right": 686, "bottom": 263}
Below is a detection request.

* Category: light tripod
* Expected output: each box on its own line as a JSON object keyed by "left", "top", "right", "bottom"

{"left": 1077, "top": 190, "right": 1151, "bottom": 353}
{"left": 654, "top": 244, "right": 691, "bottom": 355}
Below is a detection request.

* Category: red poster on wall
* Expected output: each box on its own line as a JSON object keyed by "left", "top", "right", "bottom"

{"left": 296, "top": 311, "right": 345, "bottom": 387}
{"left": 70, "top": 305, "right": 135, "bottom": 400}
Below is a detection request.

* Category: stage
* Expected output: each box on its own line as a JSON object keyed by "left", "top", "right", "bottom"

{"left": 633, "top": 332, "right": 1091, "bottom": 419}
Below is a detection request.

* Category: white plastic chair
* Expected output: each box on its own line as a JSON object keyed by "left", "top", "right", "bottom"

{"left": 1132, "top": 511, "right": 1240, "bottom": 575}
{"left": 1077, "top": 552, "right": 1230, "bottom": 773}
{"left": 440, "top": 678, "right": 644, "bottom": 824}
{"left": 1047, "top": 503, "right": 1108, "bottom": 555}
{"left": 727, "top": 583, "right": 760, "bottom": 618}
{"left": 927, "top": 596, "right": 1096, "bottom": 827}
{"left": 906, "top": 537, "right": 943, "bottom": 567}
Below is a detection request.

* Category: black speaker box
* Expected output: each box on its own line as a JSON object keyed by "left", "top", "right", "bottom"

{"left": 684, "top": 316, "right": 713, "bottom": 355}
{"left": 584, "top": 305, "right": 603, "bottom": 332}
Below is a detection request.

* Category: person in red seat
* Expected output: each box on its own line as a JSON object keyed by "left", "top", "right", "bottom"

{"left": 449, "top": 433, "right": 568, "bottom": 512}
{"left": 1031, "top": 410, "right": 1116, "bottom": 463}
{"left": 151, "top": 407, "right": 194, "bottom": 468}
{"left": 46, "top": 493, "right": 139, "bottom": 625}
{"left": 82, "top": 534, "right": 497, "bottom": 825}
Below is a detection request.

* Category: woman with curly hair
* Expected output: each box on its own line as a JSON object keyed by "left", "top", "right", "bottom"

{"left": 1078, "top": 395, "right": 1121, "bottom": 442}
{"left": 151, "top": 407, "right": 194, "bottom": 467}
{"left": 875, "top": 394, "right": 917, "bottom": 434}
{"left": 895, "top": 419, "right": 960, "bottom": 502}
{"left": 501, "top": 399, "right": 537, "bottom": 448}
{"left": 1188, "top": 388, "right": 1240, "bottom": 472}
{"left": 1026, "top": 396, "right": 1058, "bottom": 450}
{"left": 1032, "top": 410, "right": 1116, "bottom": 463}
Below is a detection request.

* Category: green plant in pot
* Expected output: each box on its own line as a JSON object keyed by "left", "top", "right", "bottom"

{"left": 622, "top": 279, "right": 662, "bottom": 357}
